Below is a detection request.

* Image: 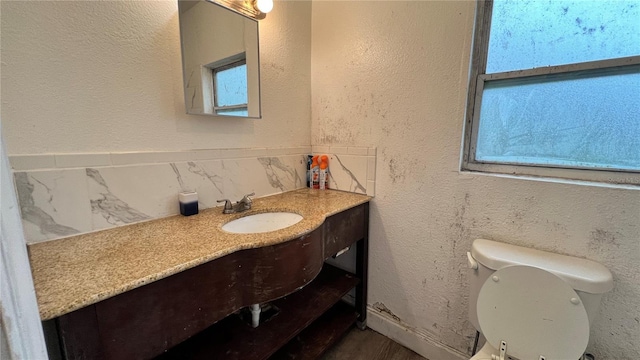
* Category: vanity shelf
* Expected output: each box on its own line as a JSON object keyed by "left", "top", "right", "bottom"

{"left": 156, "top": 264, "right": 359, "bottom": 360}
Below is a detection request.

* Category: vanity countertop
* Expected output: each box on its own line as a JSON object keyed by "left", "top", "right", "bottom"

{"left": 28, "top": 188, "right": 371, "bottom": 321}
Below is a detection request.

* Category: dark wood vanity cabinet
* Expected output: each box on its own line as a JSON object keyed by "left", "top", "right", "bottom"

{"left": 47, "top": 203, "right": 369, "bottom": 360}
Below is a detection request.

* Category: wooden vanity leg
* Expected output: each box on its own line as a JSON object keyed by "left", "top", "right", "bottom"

{"left": 355, "top": 202, "right": 369, "bottom": 330}
{"left": 56, "top": 305, "right": 104, "bottom": 360}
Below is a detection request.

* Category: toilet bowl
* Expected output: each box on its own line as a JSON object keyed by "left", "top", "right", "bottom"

{"left": 467, "top": 239, "right": 613, "bottom": 360}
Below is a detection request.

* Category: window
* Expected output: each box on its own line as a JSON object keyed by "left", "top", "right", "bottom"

{"left": 463, "top": 0, "right": 640, "bottom": 185}
{"left": 212, "top": 59, "right": 248, "bottom": 117}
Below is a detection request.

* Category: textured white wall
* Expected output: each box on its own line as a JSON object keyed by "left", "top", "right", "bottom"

{"left": 1, "top": 0, "right": 311, "bottom": 154}
{"left": 312, "top": 1, "right": 640, "bottom": 359}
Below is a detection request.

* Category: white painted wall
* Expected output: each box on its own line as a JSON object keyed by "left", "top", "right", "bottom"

{"left": 1, "top": 0, "right": 311, "bottom": 154}
{"left": 311, "top": 2, "right": 640, "bottom": 359}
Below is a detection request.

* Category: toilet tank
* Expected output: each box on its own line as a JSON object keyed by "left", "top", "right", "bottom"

{"left": 468, "top": 239, "right": 613, "bottom": 331}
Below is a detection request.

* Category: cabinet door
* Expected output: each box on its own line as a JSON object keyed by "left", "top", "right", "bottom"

{"left": 323, "top": 204, "right": 366, "bottom": 258}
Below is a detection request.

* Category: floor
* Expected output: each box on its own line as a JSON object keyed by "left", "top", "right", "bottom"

{"left": 321, "top": 328, "right": 426, "bottom": 360}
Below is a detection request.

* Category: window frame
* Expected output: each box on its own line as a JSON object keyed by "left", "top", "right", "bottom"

{"left": 211, "top": 58, "right": 249, "bottom": 116}
{"left": 462, "top": 0, "right": 640, "bottom": 186}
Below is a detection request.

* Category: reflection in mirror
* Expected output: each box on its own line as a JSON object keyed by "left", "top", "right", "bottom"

{"left": 178, "top": 0, "right": 261, "bottom": 118}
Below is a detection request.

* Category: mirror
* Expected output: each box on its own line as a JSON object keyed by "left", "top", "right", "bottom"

{"left": 178, "top": 0, "right": 261, "bottom": 118}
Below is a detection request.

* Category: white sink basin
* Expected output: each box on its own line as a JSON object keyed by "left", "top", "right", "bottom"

{"left": 221, "top": 212, "right": 303, "bottom": 234}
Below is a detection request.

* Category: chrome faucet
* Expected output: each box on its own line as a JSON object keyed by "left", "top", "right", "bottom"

{"left": 217, "top": 192, "right": 255, "bottom": 214}
{"left": 236, "top": 192, "right": 254, "bottom": 212}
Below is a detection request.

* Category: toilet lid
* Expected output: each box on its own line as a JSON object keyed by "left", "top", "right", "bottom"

{"left": 477, "top": 265, "right": 590, "bottom": 360}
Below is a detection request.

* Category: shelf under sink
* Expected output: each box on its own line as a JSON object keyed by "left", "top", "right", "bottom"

{"left": 156, "top": 264, "right": 360, "bottom": 360}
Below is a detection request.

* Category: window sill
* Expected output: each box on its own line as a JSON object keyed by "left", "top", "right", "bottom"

{"left": 459, "top": 167, "right": 640, "bottom": 191}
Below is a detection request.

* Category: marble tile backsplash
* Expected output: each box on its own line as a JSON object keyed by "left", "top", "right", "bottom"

{"left": 312, "top": 145, "right": 376, "bottom": 197}
{"left": 11, "top": 146, "right": 376, "bottom": 244}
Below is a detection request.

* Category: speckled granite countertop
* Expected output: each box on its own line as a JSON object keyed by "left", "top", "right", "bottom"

{"left": 28, "top": 189, "right": 370, "bottom": 321}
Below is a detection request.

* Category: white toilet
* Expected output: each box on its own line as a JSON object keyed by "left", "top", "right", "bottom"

{"left": 467, "top": 239, "right": 613, "bottom": 360}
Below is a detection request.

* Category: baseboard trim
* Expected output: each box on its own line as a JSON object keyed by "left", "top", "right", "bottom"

{"left": 366, "top": 306, "right": 468, "bottom": 360}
